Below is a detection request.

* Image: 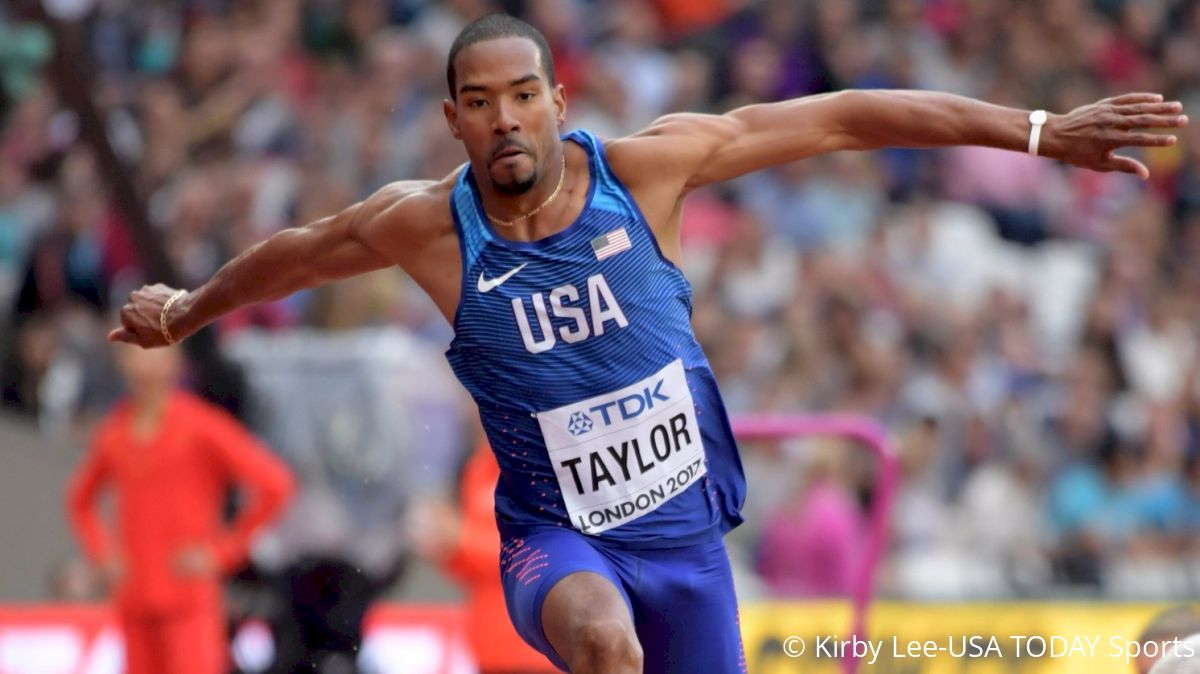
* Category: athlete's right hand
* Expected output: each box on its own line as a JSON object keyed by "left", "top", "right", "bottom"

{"left": 108, "top": 283, "right": 190, "bottom": 348}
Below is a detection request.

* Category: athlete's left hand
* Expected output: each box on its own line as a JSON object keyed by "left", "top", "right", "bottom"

{"left": 1041, "top": 93, "right": 1188, "bottom": 179}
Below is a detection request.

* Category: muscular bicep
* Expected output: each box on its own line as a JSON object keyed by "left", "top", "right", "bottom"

{"left": 687, "top": 94, "right": 862, "bottom": 188}
{"left": 299, "top": 200, "right": 402, "bottom": 285}
{"left": 285, "top": 181, "right": 438, "bottom": 287}
{"left": 305, "top": 220, "right": 393, "bottom": 284}
{"left": 616, "top": 93, "right": 857, "bottom": 193}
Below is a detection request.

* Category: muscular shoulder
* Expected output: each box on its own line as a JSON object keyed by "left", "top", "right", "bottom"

{"left": 602, "top": 114, "right": 741, "bottom": 191}
{"left": 351, "top": 173, "right": 458, "bottom": 258}
{"left": 358, "top": 176, "right": 454, "bottom": 236}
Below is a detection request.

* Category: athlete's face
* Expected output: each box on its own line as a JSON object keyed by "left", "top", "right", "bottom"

{"left": 444, "top": 37, "right": 566, "bottom": 195}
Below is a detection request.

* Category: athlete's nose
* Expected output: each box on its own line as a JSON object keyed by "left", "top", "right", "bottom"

{"left": 493, "top": 99, "right": 521, "bottom": 135}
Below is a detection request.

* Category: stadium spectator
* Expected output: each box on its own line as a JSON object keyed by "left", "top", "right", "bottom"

{"left": 755, "top": 442, "right": 866, "bottom": 597}
{"left": 66, "top": 343, "right": 294, "bottom": 674}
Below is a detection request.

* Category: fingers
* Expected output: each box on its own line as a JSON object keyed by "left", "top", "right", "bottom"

{"left": 108, "top": 326, "right": 161, "bottom": 347}
{"left": 1117, "top": 132, "right": 1178, "bottom": 147}
{"left": 1116, "top": 101, "right": 1184, "bottom": 116}
{"left": 1102, "top": 150, "right": 1149, "bottom": 180}
{"left": 1104, "top": 92, "right": 1164, "bottom": 106}
{"left": 108, "top": 284, "right": 173, "bottom": 348}
{"left": 1115, "top": 114, "right": 1189, "bottom": 130}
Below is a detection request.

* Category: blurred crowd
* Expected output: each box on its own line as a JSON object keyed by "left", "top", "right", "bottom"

{"left": 3, "top": 0, "right": 1200, "bottom": 602}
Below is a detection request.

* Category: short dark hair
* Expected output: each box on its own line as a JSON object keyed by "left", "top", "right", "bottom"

{"left": 447, "top": 13, "right": 556, "bottom": 98}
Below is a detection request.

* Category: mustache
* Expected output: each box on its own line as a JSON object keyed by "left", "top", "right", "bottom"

{"left": 491, "top": 138, "right": 533, "bottom": 161}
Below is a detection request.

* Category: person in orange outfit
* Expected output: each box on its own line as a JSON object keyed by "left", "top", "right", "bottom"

{"left": 411, "top": 441, "right": 557, "bottom": 674}
{"left": 67, "top": 344, "right": 294, "bottom": 674}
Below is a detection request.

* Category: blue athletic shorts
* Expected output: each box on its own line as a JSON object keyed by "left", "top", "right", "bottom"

{"left": 499, "top": 527, "right": 747, "bottom": 673}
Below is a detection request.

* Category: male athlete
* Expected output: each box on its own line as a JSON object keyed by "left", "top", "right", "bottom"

{"left": 111, "top": 13, "right": 1188, "bottom": 674}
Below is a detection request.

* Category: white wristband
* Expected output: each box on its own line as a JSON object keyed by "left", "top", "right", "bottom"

{"left": 1028, "top": 109, "right": 1047, "bottom": 156}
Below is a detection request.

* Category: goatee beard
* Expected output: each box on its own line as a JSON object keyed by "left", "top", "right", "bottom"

{"left": 495, "top": 174, "right": 538, "bottom": 196}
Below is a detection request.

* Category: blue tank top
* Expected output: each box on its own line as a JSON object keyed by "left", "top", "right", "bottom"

{"left": 446, "top": 129, "right": 745, "bottom": 548}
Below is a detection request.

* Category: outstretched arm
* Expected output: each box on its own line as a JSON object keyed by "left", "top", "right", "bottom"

{"left": 616, "top": 90, "right": 1187, "bottom": 192}
{"left": 110, "top": 181, "right": 429, "bottom": 347}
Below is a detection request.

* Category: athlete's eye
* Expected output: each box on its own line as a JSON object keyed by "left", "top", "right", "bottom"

{"left": 468, "top": 99, "right": 488, "bottom": 109}
{"left": 518, "top": 91, "right": 536, "bottom": 101}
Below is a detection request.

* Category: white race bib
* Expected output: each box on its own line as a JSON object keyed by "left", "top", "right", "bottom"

{"left": 535, "top": 359, "right": 707, "bottom": 534}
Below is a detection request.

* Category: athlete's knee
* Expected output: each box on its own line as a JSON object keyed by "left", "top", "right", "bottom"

{"left": 569, "top": 618, "right": 642, "bottom": 673}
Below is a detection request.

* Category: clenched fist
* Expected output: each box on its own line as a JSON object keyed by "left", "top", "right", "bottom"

{"left": 108, "top": 284, "right": 191, "bottom": 348}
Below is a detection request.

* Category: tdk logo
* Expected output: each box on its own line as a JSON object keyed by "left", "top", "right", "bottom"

{"left": 567, "top": 411, "right": 594, "bottom": 436}
{"left": 587, "top": 380, "right": 669, "bottom": 426}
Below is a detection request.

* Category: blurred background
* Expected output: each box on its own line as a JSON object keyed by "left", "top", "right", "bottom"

{"left": 2, "top": 0, "right": 1200, "bottom": 672}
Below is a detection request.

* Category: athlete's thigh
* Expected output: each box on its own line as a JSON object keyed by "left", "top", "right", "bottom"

{"left": 632, "top": 537, "right": 746, "bottom": 674}
{"left": 500, "top": 528, "right": 633, "bottom": 672}
{"left": 161, "top": 604, "right": 228, "bottom": 674}
{"left": 543, "top": 570, "right": 643, "bottom": 670}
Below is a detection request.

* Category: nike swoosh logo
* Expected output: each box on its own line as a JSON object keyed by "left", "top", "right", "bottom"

{"left": 477, "top": 263, "right": 528, "bottom": 293}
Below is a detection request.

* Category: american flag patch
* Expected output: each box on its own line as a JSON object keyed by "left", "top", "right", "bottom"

{"left": 590, "top": 228, "right": 632, "bottom": 260}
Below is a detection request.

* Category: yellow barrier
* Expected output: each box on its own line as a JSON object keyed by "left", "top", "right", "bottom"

{"left": 741, "top": 602, "right": 1172, "bottom": 674}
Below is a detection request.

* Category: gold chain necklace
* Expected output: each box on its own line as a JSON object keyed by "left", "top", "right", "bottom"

{"left": 485, "top": 155, "right": 566, "bottom": 227}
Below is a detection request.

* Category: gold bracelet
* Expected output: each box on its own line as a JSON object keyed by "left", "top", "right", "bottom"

{"left": 159, "top": 289, "right": 187, "bottom": 345}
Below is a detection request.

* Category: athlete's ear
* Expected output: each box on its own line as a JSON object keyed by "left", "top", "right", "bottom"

{"left": 443, "top": 99, "right": 462, "bottom": 140}
{"left": 553, "top": 83, "right": 566, "bottom": 128}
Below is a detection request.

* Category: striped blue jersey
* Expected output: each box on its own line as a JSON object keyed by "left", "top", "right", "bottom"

{"left": 446, "top": 129, "right": 745, "bottom": 547}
